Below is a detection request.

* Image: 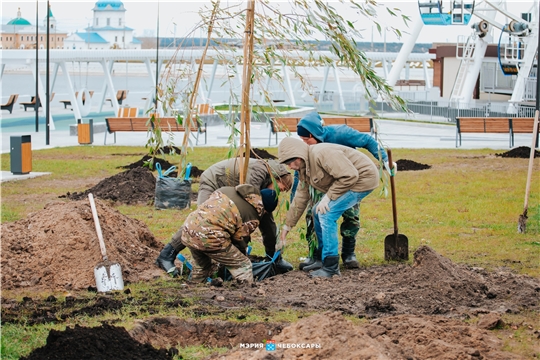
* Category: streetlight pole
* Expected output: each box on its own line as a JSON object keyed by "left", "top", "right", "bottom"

{"left": 154, "top": 0, "right": 160, "bottom": 111}
{"left": 35, "top": 0, "right": 39, "bottom": 132}
{"left": 46, "top": 0, "right": 50, "bottom": 145}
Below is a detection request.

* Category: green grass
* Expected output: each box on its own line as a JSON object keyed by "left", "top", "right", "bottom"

{"left": 1, "top": 146, "right": 539, "bottom": 359}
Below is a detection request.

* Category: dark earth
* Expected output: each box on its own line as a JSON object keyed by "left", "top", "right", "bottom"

{"left": 495, "top": 146, "right": 539, "bottom": 158}
{"left": 4, "top": 147, "right": 539, "bottom": 359}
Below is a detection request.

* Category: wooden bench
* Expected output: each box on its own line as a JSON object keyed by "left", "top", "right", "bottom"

{"left": 1, "top": 94, "right": 18, "bottom": 114}
{"left": 20, "top": 93, "right": 55, "bottom": 111}
{"left": 104, "top": 116, "right": 207, "bottom": 145}
{"left": 456, "top": 117, "right": 538, "bottom": 148}
{"left": 105, "top": 90, "right": 128, "bottom": 107}
{"left": 59, "top": 91, "right": 94, "bottom": 109}
{"left": 269, "top": 116, "right": 375, "bottom": 145}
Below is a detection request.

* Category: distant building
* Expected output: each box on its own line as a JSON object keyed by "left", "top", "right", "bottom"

{"left": 64, "top": 0, "right": 141, "bottom": 50}
{"left": 0, "top": 7, "right": 67, "bottom": 49}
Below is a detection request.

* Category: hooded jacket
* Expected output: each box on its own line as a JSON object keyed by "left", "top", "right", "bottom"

{"left": 181, "top": 184, "right": 265, "bottom": 252}
{"left": 278, "top": 137, "right": 379, "bottom": 228}
{"left": 199, "top": 158, "right": 289, "bottom": 199}
{"left": 297, "top": 112, "right": 388, "bottom": 162}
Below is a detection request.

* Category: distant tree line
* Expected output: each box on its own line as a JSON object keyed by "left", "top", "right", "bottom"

{"left": 137, "top": 37, "right": 431, "bottom": 53}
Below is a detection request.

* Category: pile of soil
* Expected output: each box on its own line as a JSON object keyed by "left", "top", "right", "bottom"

{"left": 63, "top": 167, "right": 156, "bottom": 204}
{"left": 496, "top": 146, "right": 539, "bottom": 158}
{"left": 396, "top": 159, "right": 431, "bottom": 171}
{"left": 208, "top": 312, "right": 521, "bottom": 360}
{"left": 1, "top": 200, "right": 163, "bottom": 291}
{"left": 21, "top": 324, "right": 173, "bottom": 360}
{"left": 119, "top": 155, "right": 205, "bottom": 178}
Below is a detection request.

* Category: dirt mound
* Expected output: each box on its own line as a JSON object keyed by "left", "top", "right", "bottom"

{"left": 130, "top": 317, "right": 284, "bottom": 349}
{"left": 238, "top": 246, "right": 539, "bottom": 317}
{"left": 20, "top": 324, "right": 173, "bottom": 360}
{"left": 496, "top": 146, "right": 539, "bottom": 158}
{"left": 62, "top": 167, "right": 156, "bottom": 204}
{"left": 1, "top": 200, "right": 163, "bottom": 291}
{"left": 209, "top": 311, "right": 522, "bottom": 360}
{"left": 119, "top": 155, "right": 177, "bottom": 171}
{"left": 396, "top": 159, "right": 431, "bottom": 171}
{"left": 251, "top": 148, "right": 277, "bottom": 159}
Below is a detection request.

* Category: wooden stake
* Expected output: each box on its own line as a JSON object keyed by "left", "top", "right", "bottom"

{"left": 239, "top": 0, "right": 255, "bottom": 184}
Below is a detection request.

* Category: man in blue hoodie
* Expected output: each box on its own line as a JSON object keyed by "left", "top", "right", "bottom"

{"left": 293, "top": 112, "right": 395, "bottom": 271}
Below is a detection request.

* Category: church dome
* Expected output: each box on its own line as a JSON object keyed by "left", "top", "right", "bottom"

{"left": 7, "top": 8, "right": 32, "bottom": 26}
{"left": 94, "top": 1, "right": 125, "bottom": 11}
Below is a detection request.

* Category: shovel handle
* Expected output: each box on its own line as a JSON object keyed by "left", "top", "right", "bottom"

{"left": 89, "top": 193, "right": 108, "bottom": 261}
{"left": 387, "top": 149, "right": 399, "bottom": 235}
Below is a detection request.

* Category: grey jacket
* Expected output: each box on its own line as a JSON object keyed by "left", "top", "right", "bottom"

{"left": 278, "top": 137, "right": 379, "bottom": 228}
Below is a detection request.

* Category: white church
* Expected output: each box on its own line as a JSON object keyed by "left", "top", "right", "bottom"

{"left": 64, "top": 0, "right": 141, "bottom": 50}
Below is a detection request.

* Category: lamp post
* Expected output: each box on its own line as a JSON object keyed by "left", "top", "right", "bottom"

{"left": 154, "top": 0, "right": 160, "bottom": 111}
{"left": 46, "top": 0, "right": 50, "bottom": 145}
{"left": 35, "top": 0, "right": 39, "bottom": 132}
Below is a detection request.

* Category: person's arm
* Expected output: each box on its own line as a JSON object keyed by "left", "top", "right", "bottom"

{"left": 340, "top": 127, "right": 388, "bottom": 162}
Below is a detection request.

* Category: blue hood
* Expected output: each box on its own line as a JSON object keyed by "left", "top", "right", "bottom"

{"left": 297, "top": 112, "right": 324, "bottom": 142}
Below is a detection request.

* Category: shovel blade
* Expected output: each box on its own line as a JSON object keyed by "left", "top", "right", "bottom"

{"left": 384, "top": 234, "right": 409, "bottom": 261}
{"left": 94, "top": 262, "right": 124, "bottom": 292}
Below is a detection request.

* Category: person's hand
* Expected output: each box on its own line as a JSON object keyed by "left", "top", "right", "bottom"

{"left": 384, "top": 161, "right": 398, "bottom": 176}
{"left": 315, "top": 195, "right": 331, "bottom": 214}
{"left": 276, "top": 225, "right": 290, "bottom": 251}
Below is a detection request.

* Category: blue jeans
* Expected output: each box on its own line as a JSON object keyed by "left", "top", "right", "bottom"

{"left": 313, "top": 190, "right": 373, "bottom": 261}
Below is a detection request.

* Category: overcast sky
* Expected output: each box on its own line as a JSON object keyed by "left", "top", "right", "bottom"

{"left": 1, "top": 1, "right": 536, "bottom": 44}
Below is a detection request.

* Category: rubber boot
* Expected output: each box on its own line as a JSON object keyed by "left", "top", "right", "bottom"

{"left": 341, "top": 237, "right": 360, "bottom": 269}
{"left": 310, "top": 256, "right": 340, "bottom": 278}
{"left": 302, "top": 247, "right": 322, "bottom": 272}
{"left": 155, "top": 243, "right": 180, "bottom": 277}
{"left": 274, "top": 255, "right": 293, "bottom": 273}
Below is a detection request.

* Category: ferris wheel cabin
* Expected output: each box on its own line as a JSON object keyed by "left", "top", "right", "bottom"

{"left": 418, "top": 0, "right": 475, "bottom": 25}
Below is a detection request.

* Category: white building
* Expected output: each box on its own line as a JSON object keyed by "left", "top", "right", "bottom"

{"left": 64, "top": 0, "right": 141, "bottom": 50}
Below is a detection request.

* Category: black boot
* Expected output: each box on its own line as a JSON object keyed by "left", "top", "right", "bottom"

{"left": 274, "top": 255, "right": 293, "bottom": 273}
{"left": 155, "top": 243, "right": 180, "bottom": 277}
{"left": 310, "top": 256, "right": 340, "bottom": 278}
{"left": 302, "top": 246, "right": 322, "bottom": 272}
{"left": 341, "top": 237, "right": 360, "bottom": 269}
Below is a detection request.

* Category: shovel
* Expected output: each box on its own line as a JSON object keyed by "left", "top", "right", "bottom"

{"left": 384, "top": 149, "right": 409, "bottom": 261}
{"left": 88, "top": 193, "right": 124, "bottom": 292}
{"left": 518, "top": 110, "right": 539, "bottom": 233}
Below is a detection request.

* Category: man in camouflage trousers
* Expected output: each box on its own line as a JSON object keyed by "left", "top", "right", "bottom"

{"left": 156, "top": 157, "right": 293, "bottom": 277}
{"left": 178, "top": 184, "right": 278, "bottom": 283}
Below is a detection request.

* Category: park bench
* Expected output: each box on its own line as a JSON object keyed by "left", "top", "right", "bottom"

{"left": 1, "top": 94, "right": 18, "bottom": 114}
{"left": 104, "top": 116, "right": 207, "bottom": 145}
{"left": 269, "top": 116, "right": 375, "bottom": 145}
{"left": 59, "top": 91, "right": 94, "bottom": 109}
{"left": 455, "top": 117, "right": 538, "bottom": 148}
{"left": 105, "top": 90, "right": 128, "bottom": 106}
{"left": 20, "top": 93, "right": 55, "bottom": 111}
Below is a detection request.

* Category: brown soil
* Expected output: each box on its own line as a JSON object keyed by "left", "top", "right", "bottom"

{"left": 61, "top": 167, "right": 156, "bottom": 204}
{"left": 206, "top": 312, "right": 522, "bottom": 360}
{"left": 251, "top": 148, "right": 277, "bottom": 159}
{"left": 20, "top": 324, "right": 174, "bottom": 360}
{"left": 496, "top": 146, "right": 539, "bottom": 158}
{"left": 1, "top": 199, "right": 163, "bottom": 291}
{"left": 396, "top": 159, "right": 431, "bottom": 171}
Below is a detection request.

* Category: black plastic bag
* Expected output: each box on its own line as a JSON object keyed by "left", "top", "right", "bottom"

{"left": 154, "top": 163, "right": 191, "bottom": 210}
{"left": 251, "top": 251, "right": 281, "bottom": 281}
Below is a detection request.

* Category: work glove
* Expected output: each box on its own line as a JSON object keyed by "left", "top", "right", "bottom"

{"left": 276, "top": 225, "right": 290, "bottom": 252}
{"left": 384, "top": 161, "right": 398, "bottom": 176}
{"left": 315, "top": 195, "right": 331, "bottom": 215}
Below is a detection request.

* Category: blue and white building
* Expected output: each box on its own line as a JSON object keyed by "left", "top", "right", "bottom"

{"left": 64, "top": 0, "right": 141, "bottom": 50}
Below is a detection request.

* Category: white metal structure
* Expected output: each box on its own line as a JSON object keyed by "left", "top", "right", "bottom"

{"left": 390, "top": 0, "right": 538, "bottom": 111}
{"left": 0, "top": 49, "right": 434, "bottom": 126}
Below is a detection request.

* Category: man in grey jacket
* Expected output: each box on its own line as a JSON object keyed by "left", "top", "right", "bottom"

{"left": 156, "top": 157, "right": 293, "bottom": 276}
{"left": 277, "top": 137, "right": 379, "bottom": 277}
